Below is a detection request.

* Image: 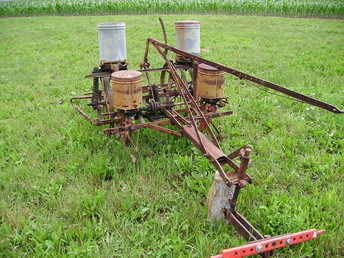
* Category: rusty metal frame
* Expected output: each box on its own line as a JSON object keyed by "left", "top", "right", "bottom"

{"left": 141, "top": 37, "right": 331, "bottom": 257}
{"left": 70, "top": 28, "right": 341, "bottom": 256}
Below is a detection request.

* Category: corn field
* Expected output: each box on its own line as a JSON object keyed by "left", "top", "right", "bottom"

{"left": 0, "top": 0, "right": 343, "bottom": 18}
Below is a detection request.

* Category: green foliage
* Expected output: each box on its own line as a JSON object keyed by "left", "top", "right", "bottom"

{"left": 0, "top": 15, "right": 343, "bottom": 257}
{"left": 0, "top": 0, "right": 344, "bottom": 18}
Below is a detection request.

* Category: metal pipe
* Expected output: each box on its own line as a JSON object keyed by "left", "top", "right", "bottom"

{"left": 148, "top": 38, "right": 343, "bottom": 114}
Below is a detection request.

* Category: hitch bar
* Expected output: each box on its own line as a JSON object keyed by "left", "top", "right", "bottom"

{"left": 212, "top": 229, "right": 325, "bottom": 258}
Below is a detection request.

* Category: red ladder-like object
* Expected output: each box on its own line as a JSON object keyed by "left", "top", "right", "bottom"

{"left": 212, "top": 229, "right": 325, "bottom": 258}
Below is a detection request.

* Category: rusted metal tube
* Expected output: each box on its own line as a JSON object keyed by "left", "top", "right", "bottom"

{"left": 148, "top": 38, "right": 343, "bottom": 114}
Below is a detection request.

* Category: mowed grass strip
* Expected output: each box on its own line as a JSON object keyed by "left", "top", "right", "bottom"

{"left": 0, "top": 15, "right": 343, "bottom": 257}
{"left": 0, "top": 0, "right": 344, "bottom": 18}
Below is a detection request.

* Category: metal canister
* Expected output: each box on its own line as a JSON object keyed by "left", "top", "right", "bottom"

{"left": 97, "top": 22, "right": 127, "bottom": 63}
{"left": 175, "top": 20, "right": 200, "bottom": 61}
{"left": 111, "top": 70, "right": 142, "bottom": 110}
{"left": 196, "top": 63, "right": 225, "bottom": 99}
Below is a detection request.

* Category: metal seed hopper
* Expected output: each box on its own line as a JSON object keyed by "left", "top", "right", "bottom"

{"left": 71, "top": 19, "right": 342, "bottom": 257}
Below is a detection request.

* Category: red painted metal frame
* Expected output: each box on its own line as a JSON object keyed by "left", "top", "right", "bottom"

{"left": 212, "top": 229, "right": 325, "bottom": 258}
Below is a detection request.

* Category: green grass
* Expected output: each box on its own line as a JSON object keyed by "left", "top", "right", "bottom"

{"left": 0, "top": 15, "right": 343, "bottom": 257}
{"left": 0, "top": 0, "right": 344, "bottom": 18}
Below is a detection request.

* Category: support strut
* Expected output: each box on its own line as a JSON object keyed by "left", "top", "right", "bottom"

{"left": 148, "top": 38, "right": 343, "bottom": 114}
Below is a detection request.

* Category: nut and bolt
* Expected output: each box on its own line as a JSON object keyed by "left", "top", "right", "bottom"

{"left": 256, "top": 244, "right": 264, "bottom": 253}
{"left": 285, "top": 238, "right": 293, "bottom": 245}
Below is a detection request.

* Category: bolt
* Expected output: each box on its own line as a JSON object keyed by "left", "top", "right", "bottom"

{"left": 285, "top": 238, "right": 293, "bottom": 245}
{"left": 256, "top": 244, "right": 264, "bottom": 253}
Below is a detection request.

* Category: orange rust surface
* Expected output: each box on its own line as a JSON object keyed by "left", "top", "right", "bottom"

{"left": 196, "top": 63, "right": 225, "bottom": 99}
{"left": 111, "top": 70, "right": 142, "bottom": 110}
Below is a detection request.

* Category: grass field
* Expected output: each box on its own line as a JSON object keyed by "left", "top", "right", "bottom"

{"left": 1, "top": 0, "right": 344, "bottom": 18}
{"left": 0, "top": 15, "right": 343, "bottom": 257}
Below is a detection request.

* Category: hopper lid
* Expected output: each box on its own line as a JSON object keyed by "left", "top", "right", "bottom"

{"left": 198, "top": 63, "right": 220, "bottom": 71}
{"left": 175, "top": 20, "right": 200, "bottom": 24}
{"left": 111, "top": 70, "right": 142, "bottom": 81}
{"left": 97, "top": 22, "right": 125, "bottom": 30}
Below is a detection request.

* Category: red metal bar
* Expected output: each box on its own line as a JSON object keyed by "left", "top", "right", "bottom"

{"left": 212, "top": 229, "right": 325, "bottom": 258}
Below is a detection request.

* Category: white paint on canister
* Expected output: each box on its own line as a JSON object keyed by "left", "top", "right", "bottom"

{"left": 175, "top": 20, "right": 200, "bottom": 56}
{"left": 97, "top": 22, "right": 127, "bottom": 62}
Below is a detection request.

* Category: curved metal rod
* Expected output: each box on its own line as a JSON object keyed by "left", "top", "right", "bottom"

{"left": 158, "top": 17, "right": 168, "bottom": 56}
{"left": 70, "top": 96, "right": 111, "bottom": 126}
